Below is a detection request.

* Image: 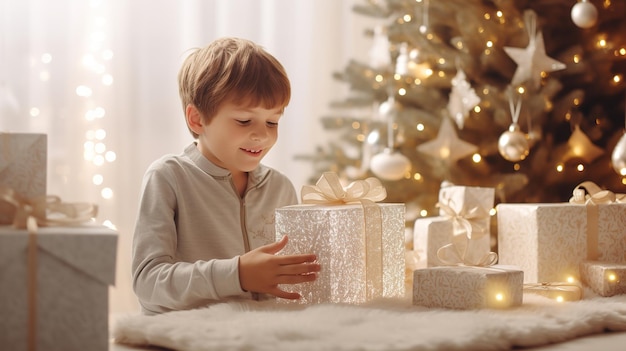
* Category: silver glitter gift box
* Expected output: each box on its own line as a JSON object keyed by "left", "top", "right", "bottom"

{"left": 276, "top": 202, "right": 405, "bottom": 304}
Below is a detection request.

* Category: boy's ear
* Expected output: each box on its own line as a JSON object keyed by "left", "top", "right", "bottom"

{"left": 186, "top": 104, "right": 204, "bottom": 134}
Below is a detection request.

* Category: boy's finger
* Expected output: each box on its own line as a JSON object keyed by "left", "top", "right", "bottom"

{"left": 260, "top": 235, "right": 288, "bottom": 254}
{"left": 277, "top": 254, "right": 317, "bottom": 265}
{"left": 271, "top": 288, "right": 301, "bottom": 300}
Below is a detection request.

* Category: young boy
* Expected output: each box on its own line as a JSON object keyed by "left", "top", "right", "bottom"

{"left": 132, "top": 37, "right": 321, "bottom": 315}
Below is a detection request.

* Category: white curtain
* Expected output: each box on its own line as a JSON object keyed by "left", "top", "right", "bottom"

{"left": 0, "top": 0, "right": 379, "bottom": 313}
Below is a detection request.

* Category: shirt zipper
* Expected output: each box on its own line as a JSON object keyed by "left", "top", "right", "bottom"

{"left": 231, "top": 176, "right": 259, "bottom": 300}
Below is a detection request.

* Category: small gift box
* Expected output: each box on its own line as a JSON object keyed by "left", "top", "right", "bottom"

{"left": 497, "top": 182, "right": 626, "bottom": 283}
{"left": 580, "top": 260, "right": 626, "bottom": 297}
{"left": 413, "top": 216, "right": 491, "bottom": 268}
{"left": 0, "top": 225, "right": 117, "bottom": 351}
{"left": 412, "top": 265, "right": 524, "bottom": 309}
{"left": 276, "top": 173, "right": 405, "bottom": 304}
{"left": 413, "top": 183, "right": 496, "bottom": 268}
{"left": 0, "top": 133, "right": 47, "bottom": 224}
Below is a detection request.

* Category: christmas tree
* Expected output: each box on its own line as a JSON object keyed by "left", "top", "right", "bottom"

{"left": 298, "top": 0, "right": 626, "bottom": 223}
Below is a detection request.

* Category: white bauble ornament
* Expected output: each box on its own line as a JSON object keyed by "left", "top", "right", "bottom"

{"left": 571, "top": 0, "right": 598, "bottom": 29}
{"left": 498, "top": 124, "right": 530, "bottom": 162}
{"left": 370, "top": 149, "right": 411, "bottom": 181}
{"left": 611, "top": 132, "right": 626, "bottom": 175}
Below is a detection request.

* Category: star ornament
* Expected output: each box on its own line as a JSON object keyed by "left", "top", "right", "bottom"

{"left": 417, "top": 116, "right": 478, "bottom": 163}
{"left": 563, "top": 124, "right": 604, "bottom": 164}
{"left": 447, "top": 69, "right": 480, "bottom": 129}
{"left": 504, "top": 31, "right": 566, "bottom": 89}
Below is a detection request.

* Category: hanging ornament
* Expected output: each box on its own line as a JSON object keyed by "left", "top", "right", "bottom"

{"left": 611, "top": 99, "right": 626, "bottom": 175}
{"left": 571, "top": 0, "right": 598, "bottom": 29}
{"left": 395, "top": 42, "right": 410, "bottom": 76}
{"left": 369, "top": 25, "right": 392, "bottom": 69}
{"left": 612, "top": 133, "right": 626, "bottom": 176}
{"left": 417, "top": 114, "right": 478, "bottom": 163}
{"left": 563, "top": 124, "right": 604, "bottom": 163}
{"left": 498, "top": 92, "right": 530, "bottom": 162}
{"left": 370, "top": 96, "right": 411, "bottom": 181}
{"left": 447, "top": 68, "right": 480, "bottom": 129}
{"left": 503, "top": 10, "right": 566, "bottom": 90}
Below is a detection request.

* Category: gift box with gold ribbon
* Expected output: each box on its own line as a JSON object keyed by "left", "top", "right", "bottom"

{"left": 580, "top": 260, "right": 626, "bottom": 297}
{"left": 497, "top": 182, "right": 626, "bottom": 284}
{"left": 275, "top": 172, "right": 405, "bottom": 304}
{"left": 412, "top": 265, "right": 524, "bottom": 309}
{"left": 0, "top": 183, "right": 115, "bottom": 351}
{"left": 0, "top": 133, "right": 47, "bottom": 224}
{"left": 413, "top": 183, "right": 495, "bottom": 268}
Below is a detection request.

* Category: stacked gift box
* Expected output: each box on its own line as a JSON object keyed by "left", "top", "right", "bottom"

{"left": 411, "top": 183, "right": 524, "bottom": 310}
{"left": 0, "top": 132, "right": 118, "bottom": 351}
{"left": 497, "top": 181, "right": 626, "bottom": 298}
{"left": 275, "top": 172, "right": 406, "bottom": 304}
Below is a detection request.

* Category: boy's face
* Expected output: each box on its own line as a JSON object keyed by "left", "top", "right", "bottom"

{"left": 195, "top": 101, "right": 282, "bottom": 175}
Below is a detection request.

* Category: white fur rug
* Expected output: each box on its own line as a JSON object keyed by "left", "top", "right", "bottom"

{"left": 113, "top": 292, "right": 626, "bottom": 351}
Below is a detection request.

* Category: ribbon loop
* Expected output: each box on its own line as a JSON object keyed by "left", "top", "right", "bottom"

{"left": 301, "top": 172, "right": 387, "bottom": 204}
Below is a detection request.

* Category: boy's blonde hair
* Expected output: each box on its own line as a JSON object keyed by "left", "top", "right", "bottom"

{"left": 178, "top": 37, "right": 291, "bottom": 138}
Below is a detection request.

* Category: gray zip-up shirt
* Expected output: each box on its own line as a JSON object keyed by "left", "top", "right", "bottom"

{"left": 132, "top": 142, "right": 298, "bottom": 314}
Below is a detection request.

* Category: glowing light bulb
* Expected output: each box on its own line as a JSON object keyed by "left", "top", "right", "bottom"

{"left": 566, "top": 276, "right": 576, "bottom": 283}
{"left": 608, "top": 273, "right": 617, "bottom": 282}
{"left": 556, "top": 296, "right": 564, "bottom": 303}
{"left": 495, "top": 293, "right": 504, "bottom": 301}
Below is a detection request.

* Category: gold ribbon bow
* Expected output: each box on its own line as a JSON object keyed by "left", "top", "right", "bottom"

{"left": 568, "top": 181, "right": 625, "bottom": 260}
{"left": 301, "top": 172, "right": 386, "bottom": 205}
{"left": 0, "top": 186, "right": 98, "bottom": 351}
{"left": 435, "top": 198, "right": 497, "bottom": 267}
{"left": 301, "top": 172, "right": 387, "bottom": 300}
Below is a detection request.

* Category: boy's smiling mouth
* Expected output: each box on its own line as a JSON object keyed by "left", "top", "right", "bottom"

{"left": 242, "top": 147, "right": 262, "bottom": 154}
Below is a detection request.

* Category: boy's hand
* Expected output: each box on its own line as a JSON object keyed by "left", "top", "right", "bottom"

{"left": 239, "top": 235, "right": 321, "bottom": 299}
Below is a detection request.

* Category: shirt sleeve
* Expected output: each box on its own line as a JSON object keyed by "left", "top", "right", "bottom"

{"left": 131, "top": 162, "right": 246, "bottom": 314}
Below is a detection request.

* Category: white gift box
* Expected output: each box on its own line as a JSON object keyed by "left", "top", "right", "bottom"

{"left": 0, "top": 225, "right": 118, "bottom": 351}
{"left": 412, "top": 265, "right": 523, "bottom": 309}
{"left": 0, "top": 133, "right": 47, "bottom": 224}
{"left": 275, "top": 203, "right": 405, "bottom": 304}
{"left": 497, "top": 202, "right": 626, "bottom": 283}
{"left": 413, "top": 216, "right": 490, "bottom": 268}
{"left": 580, "top": 260, "right": 626, "bottom": 297}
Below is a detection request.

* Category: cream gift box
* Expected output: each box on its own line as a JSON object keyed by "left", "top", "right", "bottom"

{"left": 276, "top": 202, "right": 405, "bottom": 304}
{"left": 412, "top": 265, "right": 523, "bottom": 309}
{"left": 0, "top": 224, "right": 118, "bottom": 351}
{"left": 413, "top": 217, "right": 491, "bottom": 268}
{"left": 497, "top": 202, "right": 626, "bottom": 283}
{"left": 0, "top": 133, "right": 47, "bottom": 224}
{"left": 580, "top": 261, "right": 626, "bottom": 297}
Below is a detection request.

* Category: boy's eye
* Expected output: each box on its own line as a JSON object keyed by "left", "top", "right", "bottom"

{"left": 236, "top": 120, "right": 251, "bottom": 125}
{"left": 266, "top": 121, "right": 279, "bottom": 127}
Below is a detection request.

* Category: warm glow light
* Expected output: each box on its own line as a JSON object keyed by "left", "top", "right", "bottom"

{"left": 573, "top": 54, "right": 580, "bottom": 63}
{"left": 489, "top": 208, "right": 497, "bottom": 216}
{"left": 620, "top": 168, "right": 626, "bottom": 176}
{"left": 439, "top": 147, "right": 450, "bottom": 159}
{"left": 101, "top": 187, "right": 113, "bottom": 199}
{"left": 414, "top": 173, "right": 423, "bottom": 181}
{"left": 398, "top": 88, "right": 407, "bottom": 96}
{"left": 608, "top": 273, "right": 617, "bottom": 281}
{"left": 474, "top": 106, "right": 481, "bottom": 113}
{"left": 29, "top": 107, "right": 40, "bottom": 117}
{"left": 577, "top": 164, "right": 585, "bottom": 172}
{"left": 556, "top": 164, "right": 564, "bottom": 172}
{"left": 93, "top": 174, "right": 104, "bottom": 185}
{"left": 598, "top": 39, "right": 607, "bottom": 48}
{"left": 556, "top": 296, "right": 564, "bottom": 303}
{"left": 472, "top": 153, "right": 482, "bottom": 163}
{"left": 420, "top": 209, "right": 428, "bottom": 217}
{"left": 352, "top": 121, "right": 360, "bottom": 129}
{"left": 613, "top": 75, "right": 622, "bottom": 83}
{"left": 403, "top": 14, "right": 412, "bottom": 22}
{"left": 486, "top": 41, "right": 494, "bottom": 48}
{"left": 513, "top": 164, "right": 521, "bottom": 171}
{"left": 517, "top": 87, "right": 525, "bottom": 94}
{"left": 416, "top": 123, "right": 424, "bottom": 131}
{"left": 566, "top": 276, "right": 576, "bottom": 283}
{"left": 495, "top": 293, "right": 504, "bottom": 301}
{"left": 375, "top": 75, "right": 384, "bottom": 82}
